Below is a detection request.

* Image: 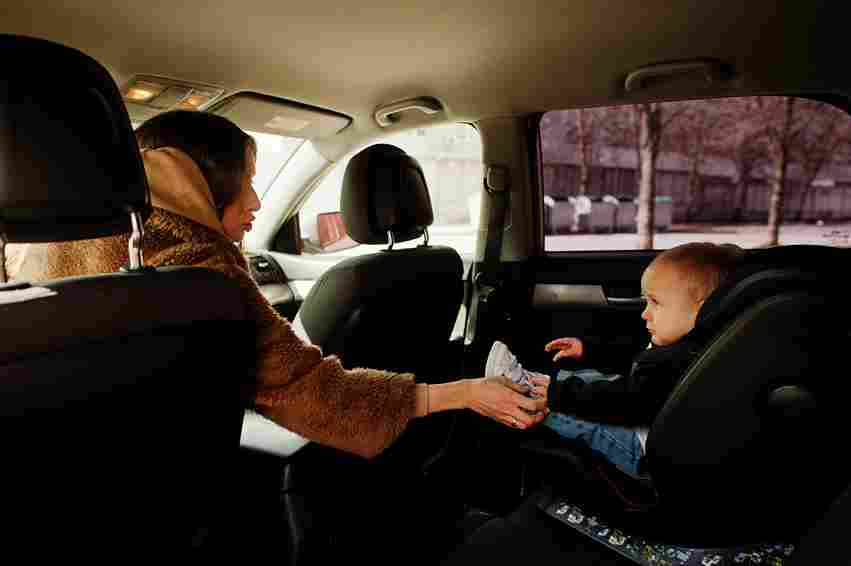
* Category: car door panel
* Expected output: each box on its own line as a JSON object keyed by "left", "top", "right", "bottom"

{"left": 489, "top": 254, "right": 655, "bottom": 375}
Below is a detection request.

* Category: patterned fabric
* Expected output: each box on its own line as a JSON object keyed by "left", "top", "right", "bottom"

{"left": 543, "top": 496, "right": 795, "bottom": 566}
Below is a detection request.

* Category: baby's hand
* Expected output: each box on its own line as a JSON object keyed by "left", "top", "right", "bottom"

{"left": 544, "top": 337, "right": 584, "bottom": 362}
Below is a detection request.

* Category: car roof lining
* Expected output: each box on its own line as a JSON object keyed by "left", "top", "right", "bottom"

{"left": 5, "top": 2, "right": 848, "bottom": 157}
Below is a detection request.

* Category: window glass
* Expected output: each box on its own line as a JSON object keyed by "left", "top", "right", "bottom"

{"left": 540, "top": 97, "right": 851, "bottom": 251}
{"left": 300, "top": 123, "right": 483, "bottom": 258}
{"left": 246, "top": 131, "right": 305, "bottom": 198}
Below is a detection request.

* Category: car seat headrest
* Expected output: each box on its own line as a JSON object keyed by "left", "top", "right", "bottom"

{"left": 693, "top": 245, "right": 846, "bottom": 339}
{"left": 340, "top": 144, "right": 434, "bottom": 245}
{"left": 0, "top": 34, "right": 150, "bottom": 245}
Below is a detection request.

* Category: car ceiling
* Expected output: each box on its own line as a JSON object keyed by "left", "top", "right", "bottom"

{"left": 4, "top": 1, "right": 848, "bottom": 150}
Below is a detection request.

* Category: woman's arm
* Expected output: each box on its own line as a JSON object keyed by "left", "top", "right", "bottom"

{"left": 416, "top": 376, "right": 549, "bottom": 429}
{"left": 208, "top": 249, "right": 548, "bottom": 458}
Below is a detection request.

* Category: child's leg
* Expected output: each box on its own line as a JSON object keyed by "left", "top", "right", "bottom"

{"left": 542, "top": 412, "right": 643, "bottom": 477}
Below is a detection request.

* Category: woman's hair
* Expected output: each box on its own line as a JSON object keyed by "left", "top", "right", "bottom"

{"left": 134, "top": 110, "right": 256, "bottom": 216}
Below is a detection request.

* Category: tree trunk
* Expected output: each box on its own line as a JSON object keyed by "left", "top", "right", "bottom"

{"left": 685, "top": 146, "right": 704, "bottom": 222}
{"left": 733, "top": 177, "right": 749, "bottom": 223}
{"left": 731, "top": 142, "right": 750, "bottom": 223}
{"left": 795, "top": 181, "right": 813, "bottom": 222}
{"left": 767, "top": 98, "right": 795, "bottom": 246}
{"left": 577, "top": 109, "right": 590, "bottom": 196}
{"left": 632, "top": 106, "right": 642, "bottom": 205}
{"left": 767, "top": 165, "right": 788, "bottom": 245}
{"left": 636, "top": 104, "right": 661, "bottom": 249}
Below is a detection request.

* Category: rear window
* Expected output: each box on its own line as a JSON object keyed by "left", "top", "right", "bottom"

{"left": 298, "top": 123, "right": 483, "bottom": 258}
{"left": 540, "top": 97, "right": 851, "bottom": 251}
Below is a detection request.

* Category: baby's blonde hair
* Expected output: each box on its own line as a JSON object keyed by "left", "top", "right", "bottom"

{"left": 651, "top": 242, "right": 745, "bottom": 303}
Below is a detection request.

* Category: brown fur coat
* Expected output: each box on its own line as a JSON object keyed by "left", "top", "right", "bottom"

{"left": 13, "top": 148, "right": 416, "bottom": 459}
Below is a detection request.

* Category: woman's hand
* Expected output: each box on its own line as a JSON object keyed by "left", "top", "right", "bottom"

{"left": 544, "top": 337, "right": 584, "bottom": 363}
{"left": 467, "top": 376, "right": 549, "bottom": 429}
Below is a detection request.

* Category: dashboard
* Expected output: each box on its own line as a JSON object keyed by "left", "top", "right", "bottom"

{"left": 246, "top": 252, "right": 303, "bottom": 321}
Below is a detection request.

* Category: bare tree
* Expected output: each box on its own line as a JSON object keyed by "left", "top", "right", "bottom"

{"left": 633, "top": 103, "right": 688, "bottom": 249}
{"left": 664, "top": 100, "right": 728, "bottom": 222}
{"left": 577, "top": 109, "right": 596, "bottom": 195}
{"left": 790, "top": 101, "right": 851, "bottom": 221}
{"left": 759, "top": 97, "right": 801, "bottom": 246}
{"left": 563, "top": 108, "right": 606, "bottom": 196}
{"left": 596, "top": 105, "right": 639, "bottom": 181}
{"left": 714, "top": 97, "right": 767, "bottom": 223}
{"left": 634, "top": 104, "right": 660, "bottom": 248}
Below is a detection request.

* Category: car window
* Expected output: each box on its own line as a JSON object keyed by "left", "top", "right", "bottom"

{"left": 540, "top": 97, "right": 851, "bottom": 251}
{"left": 299, "top": 123, "right": 483, "bottom": 259}
{"left": 249, "top": 131, "right": 305, "bottom": 199}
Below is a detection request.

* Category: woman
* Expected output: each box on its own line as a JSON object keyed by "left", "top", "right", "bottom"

{"left": 14, "top": 110, "right": 549, "bottom": 458}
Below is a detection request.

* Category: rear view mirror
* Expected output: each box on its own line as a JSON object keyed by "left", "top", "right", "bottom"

{"left": 317, "top": 211, "right": 358, "bottom": 252}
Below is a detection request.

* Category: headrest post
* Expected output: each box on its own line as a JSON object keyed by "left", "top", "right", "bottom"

{"left": 422, "top": 227, "right": 430, "bottom": 246}
{"left": 127, "top": 211, "right": 145, "bottom": 271}
{"left": 0, "top": 233, "right": 7, "bottom": 283}
{"left": 386, "top": 230, "right": 395, "bottom": 251}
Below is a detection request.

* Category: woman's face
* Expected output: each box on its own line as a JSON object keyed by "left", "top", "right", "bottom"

{"left": 222, "top": 147, "right": 261, "bottom": 242}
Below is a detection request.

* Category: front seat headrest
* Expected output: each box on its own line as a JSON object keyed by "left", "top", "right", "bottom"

{"left": 0, "top": 34, "right": 150, "bottom": 244}
{"left": 340, "top": 144, "right": 434, "bottom": 245}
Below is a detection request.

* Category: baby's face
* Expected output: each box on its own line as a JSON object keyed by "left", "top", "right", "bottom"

{"left": 640, "top": 260, "right": 704, "bottom": 346}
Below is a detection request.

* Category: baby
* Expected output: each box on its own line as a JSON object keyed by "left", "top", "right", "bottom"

{"left": 486, "top": 242, "right": 745, "bottom": 477}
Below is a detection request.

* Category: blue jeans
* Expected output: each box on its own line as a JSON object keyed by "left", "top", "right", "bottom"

{"left": 543, "top": 369, "right": 643, "bottom": 477}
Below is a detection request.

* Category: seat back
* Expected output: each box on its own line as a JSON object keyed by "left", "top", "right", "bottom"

{"left": 296, "top": 144, "right": 463, "bottom": 379}
{"left": 0, "top": 35, "right": 254, "bottom": 556}
{"left": 645, "top": 245, "right": 851, "bottom": 544}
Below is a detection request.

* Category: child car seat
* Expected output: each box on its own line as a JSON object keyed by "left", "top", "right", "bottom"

{"left": 524, "top": 245, "right": 851, "bottom": 548}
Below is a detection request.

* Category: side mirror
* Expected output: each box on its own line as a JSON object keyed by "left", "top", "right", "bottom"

{"left": 317, "top": 211, "right": 358, "bottom": 252}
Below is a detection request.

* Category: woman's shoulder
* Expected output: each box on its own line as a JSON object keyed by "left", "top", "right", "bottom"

{"left": 145, "top": 208, "right": 248, "bottom": 271}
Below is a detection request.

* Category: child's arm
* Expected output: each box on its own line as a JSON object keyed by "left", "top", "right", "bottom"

{"left": 544, "top": 337, "right": 584, "bottom": 362}
{"left": 549, "top": 340, "right": 700, "bottom": 427}
{"left": 545, "top": 335, "right": 643, "bottom": 376}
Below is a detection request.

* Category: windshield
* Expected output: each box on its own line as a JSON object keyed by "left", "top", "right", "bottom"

{"left": 247, "top": 130, "right": 305, "bottom": 198}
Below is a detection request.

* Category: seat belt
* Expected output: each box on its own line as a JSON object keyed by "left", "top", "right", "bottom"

{"left": 464, "top": 165, "right": 510, "bottom": 346}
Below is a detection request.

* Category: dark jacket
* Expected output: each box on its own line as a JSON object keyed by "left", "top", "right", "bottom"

{"left": 548, "top": 334, "right": 705, "bottom": 427}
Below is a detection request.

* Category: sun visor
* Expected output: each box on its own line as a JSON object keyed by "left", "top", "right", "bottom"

{"left": 207, "top": 92, "right": 351, "bottom": 140}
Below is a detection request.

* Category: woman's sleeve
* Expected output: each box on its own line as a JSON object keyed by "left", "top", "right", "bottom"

{"left": 209, "top": 256, "right": 418, "bottom": 459}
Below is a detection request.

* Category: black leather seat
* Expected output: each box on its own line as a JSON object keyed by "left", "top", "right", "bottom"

{"left": 295, "top": 144, "right": 463, "bottom": 380}
{"left": 0, "top": 35, "right": 255, "bottom": 557}
{"left": 522, "top": 245, "right": 851, "bottom": 547}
